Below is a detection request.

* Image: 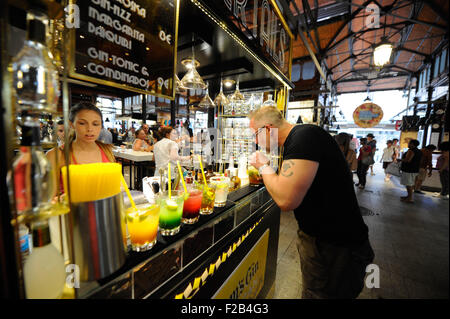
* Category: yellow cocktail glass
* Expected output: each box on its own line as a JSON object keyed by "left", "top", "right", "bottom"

{"left": 125, "top": 204, "right": 160, "bottom": 252}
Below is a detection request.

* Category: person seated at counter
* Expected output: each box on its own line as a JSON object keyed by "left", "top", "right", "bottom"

{"left": 133, "top": 128, "right": 153, "bottom": 152}
{"left": 153, "top": 126, "right": 191, "bottom": 176}
{"left": 47, "top": 103, "right": 116, "bottom": 192}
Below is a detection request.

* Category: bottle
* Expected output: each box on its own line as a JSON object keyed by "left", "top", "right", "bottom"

{"left": 12, "top": 119, "right": 55, "bottom": 215}
{"left": 262, "top": 94, "right": 276, "bottom": 107}
{"left": 11, "top": 10, "right": 60, "bottom": 113}
{"left": 206, "top": 165, "right": 214, "bottom": 182}
{"left": 18, "top": 223, "right": 31, "bottom": 263}
{"left": 197, "top": 169, "right": 203, "bottom": 184}
{"left": 228, "top": 156, "right": 237, "bottom": 178}
{"left": 230, "top": 170, "right": 241, "bottom": 191}
{"left": 23, "top": 220, "right": 66, "bottom": 299}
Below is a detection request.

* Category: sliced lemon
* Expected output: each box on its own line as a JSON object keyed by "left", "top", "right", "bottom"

{"left": 216, "top": 183, "right": 228, "bottom": 189}
{"left": 166, "top": 199, "right": 179, "bottom": 210}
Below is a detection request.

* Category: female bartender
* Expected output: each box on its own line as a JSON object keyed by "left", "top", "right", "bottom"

{"left": 47, "top": 102, "right": 115, "bottom": 189}
{"left": 153, "top": 126, "right": 191, "bottom": 176}
{"left": 133, "top": 128, "right": 153, "bottom": 152}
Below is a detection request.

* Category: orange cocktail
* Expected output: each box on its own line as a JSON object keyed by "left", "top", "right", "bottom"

{"left": 126, "top": 204, "right": 159, "bottom": 252}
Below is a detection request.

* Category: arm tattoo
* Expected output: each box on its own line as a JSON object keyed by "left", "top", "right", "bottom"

{"left": 281, "top": 160, "right": 295, "bottom": 177}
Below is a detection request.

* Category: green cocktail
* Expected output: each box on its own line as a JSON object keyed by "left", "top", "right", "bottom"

{"left": 158, "top": 190, "right": 185, "bottom": 236}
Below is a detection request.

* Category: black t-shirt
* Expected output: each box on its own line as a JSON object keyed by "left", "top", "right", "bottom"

{"left": 282, "top": 124, "right": 369, "bottom": 246}
{"left": 401, "top": 148, "right": 422, "bottom": 173}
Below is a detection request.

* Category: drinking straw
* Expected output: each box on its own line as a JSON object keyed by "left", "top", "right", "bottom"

{"left": 120, "top": 174, "right": 136, "bottom": 210}
{"left": 177, "top": 161, "right": 189, "bottom": 198}
{"left": 197, "top": 155, "right": 208, "bottom": 188}
{"left": 168, "top": 162, "right": 172, "bottom": 199}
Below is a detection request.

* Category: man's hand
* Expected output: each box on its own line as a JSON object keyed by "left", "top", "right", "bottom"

{"left": 249, "top": 151, "right": 270, "bottom": 169}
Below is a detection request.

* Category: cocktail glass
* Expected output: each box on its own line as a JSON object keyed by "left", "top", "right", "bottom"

{"left": 248, "top": 166, "right": 263, "bottom": 186}
{"left": 182, "top": 186, "right": 203, "bottom": 224}
{"left": 210, "top": 176, "right": 230, "bottom": 207}
{"left": 125, "top": 204, "right": 160, "bottom": 252}
{"left": 200, "top": 183, "right": 216, "bottom": 215}
{"left": 158, "top": 190, "right": 185, "bottom": 236}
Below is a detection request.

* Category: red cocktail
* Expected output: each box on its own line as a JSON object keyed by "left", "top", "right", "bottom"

{"left": 182, "top": 188, "right": 203, "bottom": 224}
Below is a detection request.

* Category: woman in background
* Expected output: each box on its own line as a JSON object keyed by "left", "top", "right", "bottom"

{"left": 433, "top": 141, "right": 449, "bottom": 199}
{"left": 400, "top": 139, "right": 422, "bottom": 203}
{"left": 356, "top": 138, "right": 372, "bottom": 189}
{"left": 133, "top": 128, "right": 153, "bottom": 152}
{"left": 334, "top": 133, "right": 357, "bottom": 172}
{"left": 381, "top": 140, "right": 395, "bottom": 182}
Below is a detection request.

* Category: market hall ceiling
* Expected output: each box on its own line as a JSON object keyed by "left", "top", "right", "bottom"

{"left": 286, "top": 0, "right": 449, "bottom": 93}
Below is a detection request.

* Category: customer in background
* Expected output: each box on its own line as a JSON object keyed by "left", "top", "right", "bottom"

{"left": 125, "top": 127, "right": 136, "bottom": 143}
{"left": 400, "top": 139, "right": 422, "bottom": 203}
{"left": 142, "top": 124, "right": 156, "bottom": 146}
{"left": 335, "top": 133, "right": 357, "bottom": 172}
{"left": 433, "top": 141, "right": 449, "bottom": 199}
{"left": 97, "top": 126, "right": 113, "bottom": 144}
{"left": 381, "top": 140, "right": 395, "bottom": 182}
{"left": 56, "top": 120, "right": 65, "bottom": 147}
{"left": 366, "top": 134, "right": 377, "bottom": 176}
{"left": 248, "top": 106, "right": 374, "bottom": 299}
{"left": 392, "top": 138, "right": 400, "bottom": 161}
{"left": 133, "top": 128, "right": 153, "bottom": 152}
{"left": 414, "top": 144, "right": 437, "bottom": 194}
{"left": 349, "top": 134, "right": 359, "bottom": 153}
{"left": 356, "top": 138, "right": 372, "bottom": 189}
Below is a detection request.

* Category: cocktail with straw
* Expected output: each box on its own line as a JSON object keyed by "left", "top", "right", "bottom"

{"left": 121, "top": 175, "right": 159, "bottom": 252}
{"left": 210, "top": 176, "right": 230, "bottom": 207}
{"left": 158, "top": 163, "right": 185, "bottom": 236}
{"left": 198, "top": 155, "right": 216, "bottom": 215}
{"left": 178, "top": 161, "right": 203, "bottom": 224}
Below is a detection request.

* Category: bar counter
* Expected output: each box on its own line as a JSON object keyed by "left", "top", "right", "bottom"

{"left": 79, "top": 185, "right": 280, "bottom": 299}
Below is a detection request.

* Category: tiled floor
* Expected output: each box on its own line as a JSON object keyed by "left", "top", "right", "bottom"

{"left": 271, "top": 164, "right": 449, "bottom": 299}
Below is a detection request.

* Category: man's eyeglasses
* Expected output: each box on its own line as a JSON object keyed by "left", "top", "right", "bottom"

{"left": 252, "top": 125, "right": 266, "bottom": 138}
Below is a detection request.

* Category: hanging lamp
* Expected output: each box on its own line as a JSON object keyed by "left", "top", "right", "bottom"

{"left": 175, "top": 74, "right": 186, "bottom": 93}
{"left": 198, "top": 82, "right": 215, "bottom": 108}
{"left": 214, "top": 79, "right": 229, "bottom": 107}
{"left": 180, "top": 35, "right": 206, "bottom": 90}
{"left": 373, "top": 37, "right": 393, "bottom": 67}
{"left": 228, "top": 79, "right": 245, "bottom": 103}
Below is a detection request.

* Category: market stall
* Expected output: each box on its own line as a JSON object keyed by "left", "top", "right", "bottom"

{"left": 0, "top": 0, "right": 294, "bottom": 299}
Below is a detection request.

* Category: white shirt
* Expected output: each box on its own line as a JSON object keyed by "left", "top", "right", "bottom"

{"left": 382, "top": 146, "right": 395, "bottom": 162}
{"left": 153, "top": 138, "right": 189, "bottom": 176}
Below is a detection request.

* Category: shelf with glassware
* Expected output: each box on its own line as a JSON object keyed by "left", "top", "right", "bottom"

{"left": 215, "top": 81, "right": 281, "bottom": 169}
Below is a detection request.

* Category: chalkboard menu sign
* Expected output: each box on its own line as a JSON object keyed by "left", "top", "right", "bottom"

{"left": 69, "top": 0, "right": 179, "bottom": 99}
{"left": 202, "top": 0, "right": 293, "bottom": 80}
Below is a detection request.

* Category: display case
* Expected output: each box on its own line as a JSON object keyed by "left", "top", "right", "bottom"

{"left": 217, "top": 91, "right": 283, "bottom": 171}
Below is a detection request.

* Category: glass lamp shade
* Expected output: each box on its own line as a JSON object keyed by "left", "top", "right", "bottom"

{"left": 198, "top": 85, "right": 215, "bottom": 108}
{"left": 214, "top": 81, "right": 229, "bottom": 107}
{"left": 175, "top": 74, "right": 186, "bottom": 93}
{"left": 228, "top": 81, "right": 245, "bottom": 103}
{"left": 180, "top": 65, "right": 207, "bottom": 90}
{"left": 373, "top": 43, "right": 393, "bottom": 66}
{"left": 198, "top": 94, "right": 215, "bottom": 108}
